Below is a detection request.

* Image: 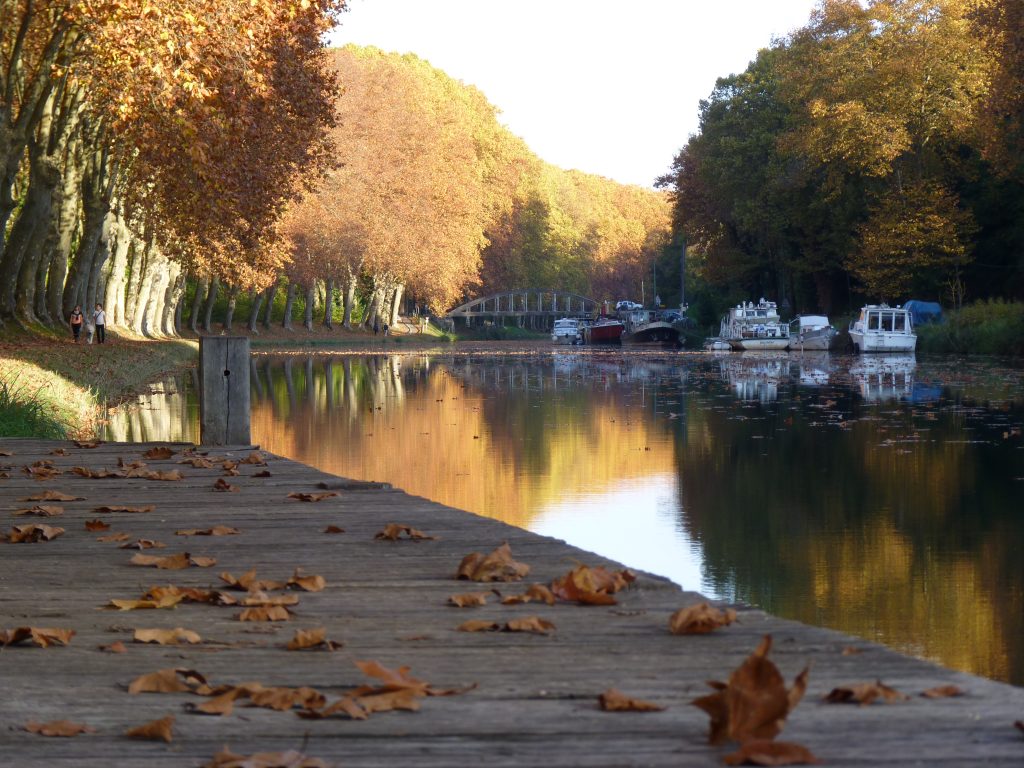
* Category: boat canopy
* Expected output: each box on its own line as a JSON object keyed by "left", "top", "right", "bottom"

{"left": 797, "top": 315, "right": 829, "bottom": 330}
{"left": 904, "top": 300, "right": 943, "bottom": 326}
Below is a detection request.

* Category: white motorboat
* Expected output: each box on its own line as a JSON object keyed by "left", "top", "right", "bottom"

{"left": 703, "top": 338, "right": 732, "bottom": 352}
{"left": 720, "top": 299, "right": 790, "bottom": 351}
{"left": 788, "top": 314, "right": 837, "bottom": 351}
{"left": 849, "top": 305, "right": 917, "bottom": 353}
{"left": 551, "top": 317, "right": 582, "bottom": 344}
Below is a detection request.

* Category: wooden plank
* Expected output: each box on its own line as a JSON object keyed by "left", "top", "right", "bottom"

{"left": 1, "top": 437, "right": 1023, "bottom": 767}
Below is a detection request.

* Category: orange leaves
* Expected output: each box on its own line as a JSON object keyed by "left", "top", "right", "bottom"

{"left": 213, "top": 478, "right": 239, "bottom": 492}
{"left": 5, "top": 523, "right": 65, "bottom": 542}
{"left": 598, "top": 688, "right": 665, "bottom": 712}
{"left": 239, "top": 606, "right": 292, "bottom": 622}
{"left": 501, "top": 584, "right": 557, "bottom": 606}
{"left": 287, "top": 491, "right": 338, "bottom": 502}
{"left": 287, "top": 569, "right": 326, "bottom": 592}
{"left": 91, "top": 505, "right": 154, "bottom": 514}
{"left": 375, "top": 523, "right": 437, "bottom": 541}
{"left": 823, "top": 680, "right": 909, "bottom": 705}
{"left": 286, "top": 628, "right": 342, "bottom": 651}
{"left": 724, "top": 740, "right": 821, "bottom": 766}
{"left": 176, "top": 525, "right": 240, "bottom": 536}
{"left": 130, "top": 552, "right": 216, "bottom": 569}
{"left": 458, "top": 617, "right": 555, "bottom": 634}
{"left": 449, "top": 591, "right": 491, "bottom": 607}
{"left": 134, "top": 627, "right": 201, "bottom": 645}
{"left": 2, "top": 627, "right": 75, "bottom": 647}
{"left": 85, "top": 519, "right": 110, "bottom": 531}
{"left": 670, "top": 603, "right": 738, "bottom": 635}
{"left": 128, "top": 668, "right": 208, "bottom": 695}
{"left": 457, "top": 542, "right": 530, "bottom": 582}
{"left": 142, "top": 446, "right": 176, "bottom": 460}
{"left": 692, "top": 635, "right": 809, "bottom": 746}
{"left": 24, "top": 720, "right": 95, "bottom": 737}
{"left": 550, "top": 564, "right": 634, "bottom": 605}
{"left": 125, "top": 715, "right": 175, "bottom": 742}
{"left": 201, "top": 748, "right": 329, "bottom": 768}
{"left": 109, "top": 594, "right": 184, "bottom": 610}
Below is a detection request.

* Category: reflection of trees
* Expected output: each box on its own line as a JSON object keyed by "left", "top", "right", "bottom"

{"left": 677, "top": 387, "right": 1024, "bottom": 684}
{"left": 104, "top": 375, "right": 199, "bottom": 443}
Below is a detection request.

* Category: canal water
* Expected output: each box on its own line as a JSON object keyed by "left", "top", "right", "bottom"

{"left": 106, "top": 349, "right": 1024, "bottom": 686}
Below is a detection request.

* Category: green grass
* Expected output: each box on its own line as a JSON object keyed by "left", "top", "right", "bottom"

{"left": 916, "top": 299, "right": 1024, "bottom": 356}
{"left": 0, "top": 373, "right": 70, "bottom": 439}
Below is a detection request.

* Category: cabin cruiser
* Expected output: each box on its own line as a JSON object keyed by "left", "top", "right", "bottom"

{"left": 551, "top": 317, "right": 582, "bottom": 344}
{"left": 720, "top": 299, "right": 790, "bottom": 351}
{"left": 788, "top": 315, "right": 837, "bottom": 351}
{"left": 849, "top": 305, "right": 917, "bottom": 353}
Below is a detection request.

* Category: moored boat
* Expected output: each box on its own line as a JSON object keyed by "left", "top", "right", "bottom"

{"left": 720, "top": 299, "right": 790, "bottom": 351}
{"left": 849, "top": 305, "right": 917, "bottom": 353}
{"left": 583, "top": 316, "right": 625, "bottom": 344}
{"left": 619, "top": 308, "right": 681, "bottom": 345}
{"left": 551, "top": 317, "right": 582, "bottom": 344}
{"left": 788, "top": 314, "right": 837, "bottom": 351}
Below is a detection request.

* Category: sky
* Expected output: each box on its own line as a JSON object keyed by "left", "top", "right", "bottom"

{"left": 327, "top": 0, "right": 820, "bottom": 188}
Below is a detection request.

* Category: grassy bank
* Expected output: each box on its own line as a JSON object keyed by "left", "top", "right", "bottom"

{"left": 0, "top": 331, "right": 197, "bottom": 439}
{"left": 917, "top": 299, "right": 1024, "bottom": 356}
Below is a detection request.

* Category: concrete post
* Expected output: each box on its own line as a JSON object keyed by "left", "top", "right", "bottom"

{"left": 199, "top": 336, "right": 251, "bottom": 446}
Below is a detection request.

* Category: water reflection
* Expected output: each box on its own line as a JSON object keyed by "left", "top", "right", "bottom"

{"left": 107, "top": 351, "right": 1024, "bottom": 685}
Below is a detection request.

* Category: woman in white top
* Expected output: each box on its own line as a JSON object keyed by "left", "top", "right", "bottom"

{"left": 93, "top": 304, "right": 106, "bottom": 344}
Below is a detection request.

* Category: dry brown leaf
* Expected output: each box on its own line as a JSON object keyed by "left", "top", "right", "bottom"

{"left": 213, "top": 478, "right": 239, "bottom": 492}
{"left": 128, "top": 667, "right": 207, "bottom": 694}
{"left": 449, "top": 591, "right": 491, "bottom": 607}
{"left": 178, "top": 457, "right": 215, "bottom": 468}
{"left": 505, "top": 616, "right": 556, "bottom": 634}
{"left": 724, "top": 739, "right": 821, "bottom": 766}
{"left": 7, "top": 523, "right": 65, "bottom": 542}
{"left": 108, "top": 594, "right": 185, "bottom": 610}
{"left": 99, "top": 641, "right": 127, "bottom": 653}
{"left": 823, "top": 680, "right": 909, "bottom": 706}
{"left": 190, "top": 556, "right": 217, "bottom": 568}
{"left": 692, "top": 635, "right": 809, "bottom": 746}
{"left": 118, "top": 458, "right": 148, "bottom": 470}
{"left": 242, "top": 591, "right": 300, "bottom": 606}
{"left": 49, "top": 447, "right": 69, "bottom": 456}
{"left": 70, "top": 466, "right": 120, "bottom": 478}
{"left": 74, "top": 440, "right": 102, "bottom": 449}
{"left": 119, "top": 539, "right": 166, "bottom": 550}
{"left": 355, "top": 659, "right": 430, "bottom": 697}
{"left": 551, "top": 564, "right": 635, "bottom": 605}
{"left": 23, "top": 464, "right": 62, "bottom": 480}
{"left": 287, "top": 627, "right": 342, "bottom": 651}
{"left": 456, "top": 542, "right": 530, "bottom": 582}
{"left": 1, "top": 627, "right": 75, "bottom": 647}
{"left": 323, "top": 525, "right": 344, "bottom": 534}
{"left": 355, "top": 688, "right": 422, "bottom": 714}
{"left": 298, "top": 696, "right": 367, "bottom": 720}
{"left": 145, "top": 585, "right": 218, "bottom": 604}
{"left": 669, "top": 602, "right": 738, "bottom": 635}
{"left": 219, "top": 569, "right": 258, "bottom": 590}
{"left": 598, "top": 688, "right": 665, "bottom": 712}
{"left": 253, "top": 469, "right": 273, "bottom": 478}
{"left": 920, "top": 684, "right": 965, "bottom": 698}
{"left": 24, "top": 720, "right": 94, "bottom": 737}
{"left": 97, "top": 532, "right": 131, "bottom": 542}
{"left": 91, "top": 505, "right": 154, "bottom": 514}
{"left": 134, "top": 627, "right": 202, "bottom": 645}
{"left": 189, "top": 688, "right": 243, "bottom": 716}
{"left": 21, "top": 490, "right": 83, "bottom": 501}
{"left": 146, "top": 470, "right": 185, "bottom": 481}
{"left": 13, "top": 504, "right": 64, "bottom": 517}
{"left": 457, "top": 619, "right": 501, "bottom": 632}
{"left": 142, "top": 446, "right": 176, "bottom": 460}
{"left": 200, "top": 748, "right": 329, "bottom": 768}
{"left": 176, "top": 525, "right": 240, "bottom": 536}
{"left": 375, "top": 523, "right": 437, "bottom": 541}
{"left": 84, "top": 519, "right": 110, "bottom": 531}
{"left": 130, "top": 552, "right": 191, "bottom": 570}
{"left": 501, "top": 583, "right": 557, "bottom": 606}
{"left": 240, "top": 451, "right": 267, "bottom": 465}
{"left": 287, "top": 491, "right": 338, "bottom": 502}
{"left": 287, "top": 569, "right": 326, "bottom": 592}
{"left": 125, "top": 715, "right": 175, "bottom": 743}
{"left": 239, "top": 606, "right": 292, "bottom": 622}
{"left": 841, "top": 646, "right": 863, "bottom": 656}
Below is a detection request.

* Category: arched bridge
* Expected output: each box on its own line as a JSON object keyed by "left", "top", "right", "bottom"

{"left": 445, "top": 289, "right": 600, "bottom": 330}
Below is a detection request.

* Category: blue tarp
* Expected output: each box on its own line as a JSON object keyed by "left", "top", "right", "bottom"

{"left": 904, "top": 300, "right": 943, "bottom": 326}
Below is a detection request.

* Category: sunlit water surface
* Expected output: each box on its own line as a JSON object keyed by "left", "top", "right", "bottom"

{"left": 107, "top": 350, "right": 1024, "bottom": 685}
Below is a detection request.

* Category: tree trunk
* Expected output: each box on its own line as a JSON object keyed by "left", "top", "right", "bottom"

{"left": 303, "top": 283, "right": 315, "bottom": 331}
{"left": 46, "top": 147, "right": 83, "bottom": 324}
{"left": 173, "top": 276, "right": 186, "bottom": 334}
{"left": 342, "top": 273, "right": 357, "bottom": 329}
{"left": 104, "top": 212, "right": 131, "bottom": 326}
{"left": 282, "top": 282, "right": 296, "bottom": 330}
{"left": 130, "top": 253, "right": 157, "bottom": 335}
{"left": 362, "top": 284, "right": 382, "bottom": 330}
{"left": 84, "top": 208, "right": 113, "bottom": 312}
{"left": 142, "top": 255, "right": 169, "bottom": 337}
{"left": 261, "top": 280, "right": 277, "bottom": 329}
{"left": 202, "top": 275, "right": 220, "bottom": 332}
{"left": 247, "top": 289, "right": 264, "bottom": 332}
{"left": 161, "top": 261, "right": 183, "bottom": 337}
{"left": 123, "top": 239, "right": 148, "bottom": 330}
{"left": 323, "top": 278, "right": 334, "bottom": 329}
{"left": 223, "top": 284, "right": 239, "bottom": 330}
{"left": 62, "top": 141, "right": 115, "bottom": 320}
{"left": 189, "top": 275, "right": 208, "bottom": 334}
{"left": 390, "top": 283, "right": 404, "bottom": 327}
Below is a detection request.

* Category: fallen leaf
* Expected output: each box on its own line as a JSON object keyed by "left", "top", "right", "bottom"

{"left": 178, "top": 457, "right": 214, "bottom": 468}
{"left": 109, "top": 595, "right": 185, "bottom": 610}
{"left": 190, "top": 556, "right": 217, "bottom": 568}
{"left": 598, "top": 688, "right": 665, "bottom": 712}
{"left": 91, "top": 505, "right": 154, "bottom": 514}
{"left": 239, "top": 606, "right": 292, "bottom": 622}
{"left": 1, "top": 627, "right": 75, "bottom": 647}
{"left": 242, "top": 591, "right": 300, "bottom": 606}
{"left": 189, "top": 688, "right": 244, "bottom": 716}
{"left": 74, "top": 440, "right": 102, "bottom": 448}
{"left": 134, "top": 627, "right": 201, "bottom": 645}
{"left": 449, "top": 592, "right": 490, "bottom": 607}
{"left": 70, "top": 466, "right": 119, "bottom": 478}
{"left": 355, "top": 659, "right": 430, "bottom": 697}
{"left": 21, "top": 490, "right": 83, "bottom": 501}
{"left": 375, "top": 523, "right": 437, "bottom": 541}
{"left": 841, "top": 646, "right": 863, "bottom": 656}
{"left": 24, "top": 720, "right": 94, "bottom": 737}
{"left": 13, "top": 504, "right": 64, "bottom": 517}
{"left": 323, "top": 525, "right": 344, "bottom": 534}
{"left": 130, "top": 552, "right": 191, "bottom": 570}
{"left": 287, "top": 569, "right": 326, "bottom": 592}
{"left": 128, "top": 667, "right": 207, "bottom": 694}
{"left": 724, "top": 739, "right": 821, "bottom": 766}
{"left": 669, "top": 602, "right": 738, "bottom": 635}
{"left": 99, "top": 641, "right": 127, "bottom": 653}
{"left": 253, "top": 470, "right": 272, "bottom": 478}
{"left": 501, "top": 584, "right": 557, "bottom": 606}
{"left": 505, "top": 616, "right": 556, "bottom": 634}
{"left": 240, "top": 451, "right": 267, "bottom": 465}
{"left": 823, "top": 680, "right": 909, "bottom": 706}
{"left": 213, "top": 478, "right": 239, "bottom": 492}
{"left": 457, "top": 619, "right": 501, "bottom": 632}
{"left": 175, "top": 525, "right": 240, "bottom": 536}
{"left": 200, "top": 748, "right": 329, "bottom": 768}
{"left": 287, "top": 491, "right": 338, "bottom": 502}
{"left": 125, "top": 715, "right": 174, "bottom": 743}
{"left": 85, "top": 519, "right": 110, "bottom": 531}
{"left": 49, "top": 448, "right": 69, "bottom": 456}
{"left": 1016, "top": 720, "right": 1024, "bottom": 735}
{"left": 551, "top": 564, "right": 635, "bottom": 605}
{"left": 456, "top": 542, "right": 530, "bottom": 582}
{"left": 146, "top": 470, "right": 184, "bottom": 481}
{"left": 692, "top": 635, "right": 809, "bottom": 745}
{"left": 287, "top": 627, "right": 342, "bottom": 651}
{"left": 97, "top": 532, "right": 131, "bottom": 542}
{"left": 145, "top": 585, "right": 219, "bottom": 604}
{"left": 6, "top": 523, "right": 65, "bottom": 542}
{"left": 119, "top": 539, "right": 166, "bottom": 550}
{"left": 920, "top": 685, "right": 964, "bottom": 698}
{"left": 142, "top": 446, "right": 175, "bottom": 460}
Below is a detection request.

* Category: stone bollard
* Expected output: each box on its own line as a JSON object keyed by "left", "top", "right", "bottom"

{"left": 199, "top": 336, "right": 251, "bottom": 446}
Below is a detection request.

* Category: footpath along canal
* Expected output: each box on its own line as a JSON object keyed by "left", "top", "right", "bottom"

{"left": 1, "top": 437, "right": 1022, "bottom": 766}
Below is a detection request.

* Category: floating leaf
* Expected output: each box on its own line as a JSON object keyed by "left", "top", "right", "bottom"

{"left": 1, "top": 627, "right": 75, "bottom": 647}
{"left": 134, "top": 627, "right": 201, "bottom": 645}
{"left": 375, "top": 523, "right": 437, "bottom": 541}
{"left": 288, "top": 491, "right": 338, "bottom": 502}
{"left": 598, "top": 688, "right": 665, "bottom": 712}
{"left": 724, "top": 739, "right": 821, "bottom": 766}
{"left": 24, "top": 720, "right": 94, "bottom": 737}
{"left": 669, "top": 602, "right": 738, "bottom": 635}
{"left": 125, "top": 715, "right": 174, "bottom": 743}
{"left": 456, "top": 542, "right": 530, "bottom": 582}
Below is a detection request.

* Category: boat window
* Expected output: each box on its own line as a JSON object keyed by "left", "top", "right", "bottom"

{"left": 894, "top": 313, "right": 906, "bottom": 331}
{"left": 868, "top": 312, "right": 880, "bottom": 330}
{"left": 757, "top": 310, "right": 767, "bottom": 317}
{"left": 882, "top": 312, "right": 894, "bottom": 332}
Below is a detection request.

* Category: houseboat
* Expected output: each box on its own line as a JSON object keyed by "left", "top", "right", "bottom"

{"left": 720, "top": 299, "right": 790, "bottom": 351}
{"left": 619, "top": 308, "right": 681, "bottom": 345}
{"left": 848, "top": 305, "right": 917, "bottom": 353}
{"left": 788, "top": 314, "right": 837, "bottom": 351}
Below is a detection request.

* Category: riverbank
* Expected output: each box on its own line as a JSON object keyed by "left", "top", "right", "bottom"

{"left": 0, "top": 329, "right": 197, "bottom": 439}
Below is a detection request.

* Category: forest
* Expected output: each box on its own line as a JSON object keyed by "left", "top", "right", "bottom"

{"left": 657, "top": 0, "right": 1024, "bottom": 322}
{"left": 0, "top": 3, "right": 670, "bottom": 337}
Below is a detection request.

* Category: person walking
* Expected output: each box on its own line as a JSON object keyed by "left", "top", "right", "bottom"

{"left": 69, "top": 305, "right": 84, "bottom": 344}
{"left": 93, "top": 303, "right": 106, "bottom": 344}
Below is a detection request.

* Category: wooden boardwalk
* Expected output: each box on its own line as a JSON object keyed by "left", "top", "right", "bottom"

{"left": 1, "top": 437, "right": 1022, "bottom": 767}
